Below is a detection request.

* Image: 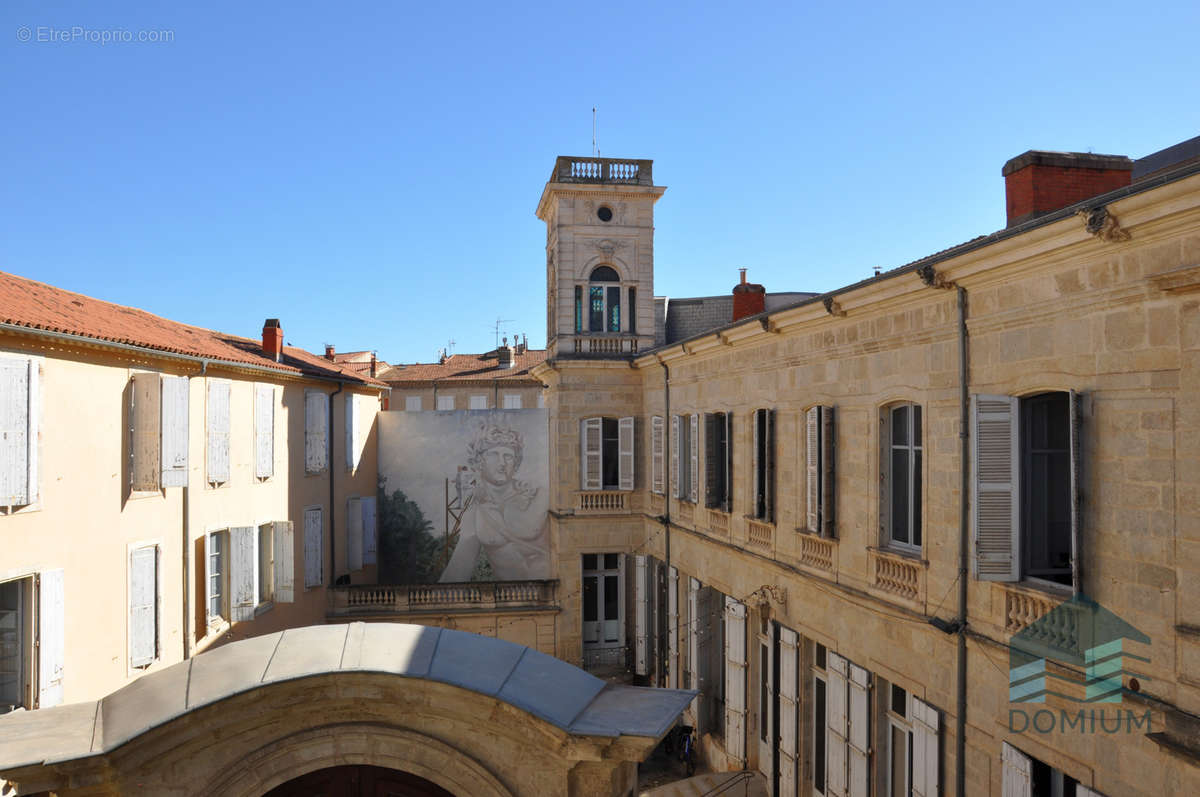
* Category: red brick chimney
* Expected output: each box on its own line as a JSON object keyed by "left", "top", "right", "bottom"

{"left": 732, "top": 268, "right": 766, "bottom": 322}
{"left": 369, "top": 351, "right": 377, "bottom": 377}
{"left": 262, "top": 319, "right": 284, "bottom": 362}
{"left": 324, "top": 344, "right": 335, "bottom": 361}
{"left": 1003, "top": 150, "right": 1133, "bottom": 227}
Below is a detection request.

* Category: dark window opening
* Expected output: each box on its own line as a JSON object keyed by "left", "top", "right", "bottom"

{"left": 628, "top": 287, "right": 637, "bottom": 335}
{"left": 574, "top": 286, "right": 582, "bottom": 333}
{"left": 590, "top": 266, "right": 619, "bottom": 282}
{"left": 601, "top": 417, "right": 619, "bottom": 489}
{"left": 1022, "top": 392, "right": 1072, "bottom": 586}
{"left": 813, "top": 675, "right": 827, "bottom": 793}
{"left": 888, "top": 404, "right": 922, "bottom": 549}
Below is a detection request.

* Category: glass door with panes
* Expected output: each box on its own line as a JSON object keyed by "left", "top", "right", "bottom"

{"left": 581, "top": 554, "right": 623, "bottom": 667}
{"left": 0, "top": 579, "right": 26, "bottom": 713}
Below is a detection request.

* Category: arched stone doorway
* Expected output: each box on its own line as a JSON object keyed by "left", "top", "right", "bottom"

{"left": 264, "top": 764, "right": 455, "bottom": 797}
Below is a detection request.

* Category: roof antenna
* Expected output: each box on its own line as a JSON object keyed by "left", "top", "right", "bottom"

{"left": 491, "top": 318, "right": 514, "bottom": 349}
{"left": 592, "top": 107, "right": 597, "bottom": 157}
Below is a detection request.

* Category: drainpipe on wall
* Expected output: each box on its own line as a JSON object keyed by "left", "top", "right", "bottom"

{"left": 329, "top": 383, "right": 344, "bottom": 584}
{"left": 657, "top": 355, "right": 671, "bottom": 688}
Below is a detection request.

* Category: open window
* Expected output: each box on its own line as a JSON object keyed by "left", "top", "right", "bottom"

{"left": 806, "top": 406, "right": 836, "bottom": 536}
{"left": 580, "top": 417, "right": 634, "bottom": 490}
{"left": 672, "top": 414, "right": 699, "bottom": 503}
{"left": 751, "top": 409, "right": 776, "bottom": 521}
{"left": 131, "top": 372, "right": 189, "bottom": 491}
{"left": 705, "top": 412, "right": 733, "bottom": 512}
{"left": 882, "top": 403, "right": 922, "bottom": 552}
{"left": 973, "top": 391, "right": 1081, "bottom": 589}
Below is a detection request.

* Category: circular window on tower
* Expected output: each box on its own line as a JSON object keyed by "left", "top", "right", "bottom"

{"left": 597, "top": 205, "right": 613, "bottom": 222}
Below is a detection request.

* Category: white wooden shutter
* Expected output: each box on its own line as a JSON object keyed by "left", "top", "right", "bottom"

{"left": 361, "top": 496, "right": 378, "bottom": 566}
{"left": 618, "top": 416, "right": 635, "bottom": 491}
{"left": 255, "top": 385, "right": 275, "bottom": 478}
{"left": 822, "top": 406, "right": 836, "bottom": 537}
{"left": 778, "top": 627, "right": 799, "bottom": 797}
{"left": 347, "top": 497, "right": 363, "bottom": 571}
{"left": 1070, "top": 390, "right": 1082, "bottom": 594}
{"left": 581, "top": 418, "right": 602, "bottom": 490}
{"left": 634, "top": 555, "right": 648, "bottom": 675}
{"left": 345, "top": 394, "right": 357, "bottom": 470}
{"left": 304, "top": 507, "right": 323, "bottom": 587}
{"left": 1001, "top": 742, "right": 1032, "bottom": 797}
{"left": 671, "top": 415, "right": 681, "bottom": 498}
{"left": 273, "top": 521, "right": 294, "bottom": 603}
{"left": 305, "top": 391, "right": 328, "bottom": 473}
{"left": 912, "top": 697, "right": 940, "bottom": 797}
{"left": 826, "top": 652, "right": 849, "bottom": 797}
{"left": 765, "top": 409, "right": 776, "bottom": 523}
{"left": 204, "top": 531, "right": 219, "bottom": 623}
{"left": 688, "top": 577, "right": 701, "bottom": 717}
{"left": 129, "top": 546, "right": 158, "bottom": 667}
{"left": 37, "top": 569, "right": 65, "bottom": 708}
{"left": 972, "top": 395, "right": 1020, "bottom": 581}
{"left": 806, "top": 407, "right": 820, "bottom": 533}
{"left": 724, "top": 596, "right": 747, "bottom": 767}
{"left": 0, "top": 358, "right": 36, "bottom": 505}
{"left": 651, "top": 416, "right": 664, "bottom": 494}
{"left": 230, "top": 526, "right": 256, "bottom": 621}
{"left": 159, "top": 375, "right": 189, "bottom": 488}
{"left": 667, "top": 566, "right": 679, "bottom": 688}
{"left": 689, "top": 413, "right": 699, "bottom": 504}
{"left": 131, "top": 373, "right": 162, "bottom": 491}
{"left": 206, "top": 379, "right": 231, "bottom": 485}
{"left": 847, "top": 662, "right": 870, "bottom": 797}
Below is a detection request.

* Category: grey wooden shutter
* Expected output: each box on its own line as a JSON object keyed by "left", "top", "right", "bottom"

{"left": 160, "top": 375, "right": 189, "bottom": 488}
{"left": 704, "top": 415, "right": 719, "bottom": 507}
{"left": 724, "top": 596, "right": 747, "bottom": 767}
{"left": 667, "top": 566, "right": 679, "bottom": 688}
{"left": 305, "top": 391, "right": 328, "bottom": 473}
{"left": 847, "top": 662, "right": 870, "bottom": 797}
{"left": 129, "top": 546, "right": 158, "bottom": 667}
{"left": 778, "top": 627, "right": 799, "bottom": 797}
{"left": 130, "top": 373, "right": 162, "bottom": 491}
{"left": 912, "top": 697, "right": 940, "bottom": 797}
{"left": 37, "top": 568, "right": 65, "bottom": 708}
{"left": 688, "top": 577, "right": 701, "bottom": 718}
{"left": 273, "top": 521, "right": 294, "bottom": 603}
{"left": 618, "top": 416, "right": 635, "bottom": 490}
{"left": 671, "top": 415, "right": 680, "bottom": 498}
{"left": 806, "top": 407, "right": 820, "bottom": 533}
{"left": 347, "top": 496, "right": 363, "bottom": 571}
{"left": 0, "top": 358, "right": 36, "bottom": 505}
{"left": 230, "top": 526, "right": 256, "bottom": 621}
{"left": 724, "top": 412, "right": 733, "bottom": 513}
{"left": 765, "top": 409, "right": 776, "bottom": 523}
{"left": 822, "top": 406, "right": 836, "bottom": 537}
{"left": 1070, "top": 390, "right": 1082, "bottom": 594}
{"left": 345, "top": 394, "right": 357, "bottom": 470}
{"left": 651, "top": 415, "right": 664, "bottom": 494}
{"left": 361, "top": 496, "right": 378, "bottom": 565}
{"left": 826, "top": 652, "right": 849, "bottom": 797}
{"left": 581, "top": 417, "right": 602, "bottom": 490}
{"left": 258, "top": 522, "right": 274, "bottom": 602}
{"left": 689, "top": 413, "right": 699, "bottom": 504}
{"left": 752, "top": 410, "right": 761, "bottom": 517}
{"left": 1001, "top": 742, "right": 1032, "bottom": 797}
{"left": 634, "top": 555, "right": 648, "bottom": 675}
{"left": 206, "top": 379, "right": 230, "bottom": 484}
{"left": 255, "top": 385, "right": 274, "bottom": 478}
{"left": 304, "top": 507, "right": 323, "bottom": 587}
{"left": 972, "top": 395, "right": 1020, "bottom": 581}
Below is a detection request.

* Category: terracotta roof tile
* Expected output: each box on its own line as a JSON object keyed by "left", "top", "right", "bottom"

{"left": 0, "top": 271, "right": 386, "bottom": 387}
{"left": 383, "top": 349, "right": 547, "bottom": 384}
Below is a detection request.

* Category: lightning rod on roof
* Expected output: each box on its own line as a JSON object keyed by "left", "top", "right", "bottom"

{"left": 592, "top": 107, "right": 597, "bottom": 157}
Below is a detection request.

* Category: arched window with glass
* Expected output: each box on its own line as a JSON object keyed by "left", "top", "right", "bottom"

{"left": 575, "top": 266, "right": 621, "bottom": 333}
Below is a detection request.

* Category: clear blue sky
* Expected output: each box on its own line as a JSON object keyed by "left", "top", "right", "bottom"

{"left": 3, "top": 1, "right": 1198, "bottom": 364}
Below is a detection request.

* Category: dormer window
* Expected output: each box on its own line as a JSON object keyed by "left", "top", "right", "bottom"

{"left": 586, "top": 266, "right": 621, "bottom": 333}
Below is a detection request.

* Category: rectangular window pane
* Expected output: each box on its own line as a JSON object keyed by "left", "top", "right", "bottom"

{"left": 814, "top": 677, "right": 827, "bottom": 793}
{"left": 574, "top": 286, "right": 583, "bottom": 332}
{"left": 912, "top": 405, "right": 921, "bottom": 446}
{"left": 607, "top": 286, "right": 621, "bottom": 332}
{"left": 892, "top": 406, "right": 909, "bottom": 445}
{"left": 0, "top": 580, "right": 22, "bottom": 708}
{"left": 604, "top": 575, "right": 619, "bottom": 621}
{"left": 912, "top": 448, "right": 922, "bottom": 547}
{"left": 760, "top": 643, "right": 769, "bottom": 742}
{"left": 604, "top": 553, "right": 619, "bottom": 570}
{"left": 602, "top": 417, "right": 619, "bottom": 489}
{"left": 628, "top": 287, "right": 637, "bottom": 334}
{"left": 582, "top": 553, "right": 597, "bottom": 570}
{"left": 583, "top": 575, "right": 598, "bottom": 622}
{"left": 589, "top": 286, "right": 604, "bottom": 332}
{"left": 891, "top": 448, "right": 909, "bottom": 544}
{"left": 890, "top": 724, "right": 907, "bottom": 797}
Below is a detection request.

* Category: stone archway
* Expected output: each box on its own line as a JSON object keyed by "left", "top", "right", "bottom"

{"left": 264, "top": 764, "right": 455, "bottom": 797}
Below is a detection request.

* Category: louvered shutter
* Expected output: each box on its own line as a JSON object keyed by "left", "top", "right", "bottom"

{"left": 752, "top": 410, "right": 761, "bottom": 517}
{"left": 826, "top": 652, "right": 849, "bottom": 797}
{"left": 347, "top": 497, "right": 363, "bottom": 571}
{"left": 618, "top": 416, "right": 635, "bottom": 490}
{"left": 273, "top": 521, "right": 294, "bottom": 602}
{"left": 667, "top": 566, "right": 679, "bottom": 688}
{"left": 37, "top": 569, "right": 65, "bottom": 708}
{"left": 765, "top": 409, "right": 776, "bottom": 523}
{"left": 1076, "top": 786, "right": 1105, "bottom": 797}
{"left": 724, "top": 412, "right": 733, "bottom": 513}
{"left": 0, "top": 358, "right": 36, "bottom": 505}
{"left": 778, "top": 627, "right": 799, "bottom": 797}
{"left": 255, "top": 385, "right": 274, "bottom": 478}
{"left": 1001, "top": 742, "right": 1032, "bottom": 797}
{"left": 822, "top": 406, "right": 836, "bottom": 537}
{"left": 230, "top": 526, "right": 256, "bottom": 621}
{"left": 361, "top": 496, "right": 378, "bottom": 565}
{"left": 304, "top": 508, "right": 323, "bottom": 587}
{"left": 160, "top": 375, "right": 189, "bottom": 488}
{"left": 705, "top": 415, "right": 719, "bottom": 506}
{"left": 129, "top": 546, "right": 158, "bottom": 667}
{"left": 972, "top": 395, "right": 1020, "bottom": 581}
{"left": 806, "top": 407, "right": 820, "bottom": 532}
{"left": 130, "top": 373, "right": 161, "bottom": 491}
{"left": 345, "top": 394, "right": 357, "bottom": 470}
{"left": 581, "top": 417, "right": 602, "bottom": 490}
{"left": 671, "top": 415, "right": 681, "bottom": 498}
{"left": 688, "top": 577, "right": 701, "bottom": 718}
{"left": 634, "top": 555, "right": 648, "bottom": 675}
{"left": 1070, "top": 390, "right": 1082, "bottom": 594}
{"left": 724, "top": 596, "right": 747, "bottom": 767}
{"left": 912, "top": 697, "right": 940, "bottom": 797}
{"left": 847, "top": 662, "right": 870, "bottom": 797}
{"left": 688, "top": 414, "right": 699, "bottom": 504}
{"left": 305, "top": 391, "right": 328, "bottom": 473}
{"left": 206, "top": 379, "right": 231, "bottom": 485}
{"left": 651, "top": 416, "right": 664, "bottom": 494}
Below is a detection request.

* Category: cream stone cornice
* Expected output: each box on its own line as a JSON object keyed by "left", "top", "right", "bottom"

{"left": 536, "top": 182, "right": 667, "bottom": 221}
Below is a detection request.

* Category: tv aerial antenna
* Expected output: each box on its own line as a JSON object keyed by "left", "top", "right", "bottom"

{"left": 491, "top": 318, "right": 514, "bottom": 349}
{"left": 592, "top": 107, "right": 598, "bottom": 157}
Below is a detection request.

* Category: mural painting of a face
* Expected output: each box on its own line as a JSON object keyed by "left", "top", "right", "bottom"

{"left": 480, "top": 445, "right": 516, "bottom": 487}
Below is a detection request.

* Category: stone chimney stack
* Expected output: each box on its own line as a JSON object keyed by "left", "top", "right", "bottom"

{"left": 497, "top": 337, "right": 515, "bottom": 369}
{"left": 1003, "top": 150, "right": 1133, "bottom": 227}
{"left": 370, "top": 351, "right": 377, "bottom": 377}
{"left": 324, "top": 344, "right": 336, "bottom": 361}
{"left": 732, "top": 268, "right": 766, "bottom": 322}
{"left": 262, "top": 319, "right": 284, "bottom": 362}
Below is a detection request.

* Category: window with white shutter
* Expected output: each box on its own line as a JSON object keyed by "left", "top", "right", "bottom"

{"left": 361, "top": 496, "right": 378, "bottom": 566}
{"left": 405, "top": 395, "right": 422, "bottom": 412}
{"left": 0, "top": 577, "right": 34, "bottom": 711}
{"left": 581, "top": 418, "right": 602, "bottom": 490}
{"left": 304, "top": 390, "right": 329, "bottom": 474}
{"left": 1002, "top": 742, "right": 1032, "bottom": 797}
{"left": 206, "top": 379, "right": 231, "bottom": 485}
{"left": 229, "top": 526, "right": 256, "bottom": 622}
{"left": 911, "top": 696, "right": 940, "bottom": 797}
{"left": 345, "top": 394, "right": 359, "bottom": 470}
{"left": 37, "top": 569, "right": 64, "bottom": 708}
{"left": 667, "top": 566, "right": 678, "bottom": 688}
{"left": 255, "top": 384, "right": 274, "bottom": 479}
{"left": 724, "top": 596, "right": 747, "bottom": 767}
{"left": 469, "top": 395, "right": 487, "bottom": 410}
{"left": 205, "top": 530, "right": 228, "bottom": 625}
{"left": 304, "top": 506, "right": 324, "bottom": 587}
{"left": 651, "top": 416, "right": 665, "bottom": 495}
{"left": 0, "top": 357, "right": 39, "bottom": 508}
{"left": 618, "top": 416, "right": 635, "bottom": 490}
{"left": 347, "top": 496, "right": 363, "bottom": 571}
{"left": 634, "top": 555, "right": 648, "bottom": 675}
{"left": 502, "top": 394, "right": 522, "bottom": 409}
{"left": 129, "top": 545, "right": 159, "bottom": 668}
{"left": 131, "top": 373, "right": 189, "bottom": 491}
{"left": 826, "top": 652, "right": 849, "bottom": 797}
{"left": 436, "top": 395, "right": 454, "bottom": 411}
{"left": 160, "top": 375, "right": 189, "bottom": 488}
{"left": 777, "top": 627, "right": 799, "bottom": 797}
{"left": 847, "top": 662, "right": 870, "bottom": 797}
{"left": 272, "top": 521, "right": 295, "bottom": 603}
